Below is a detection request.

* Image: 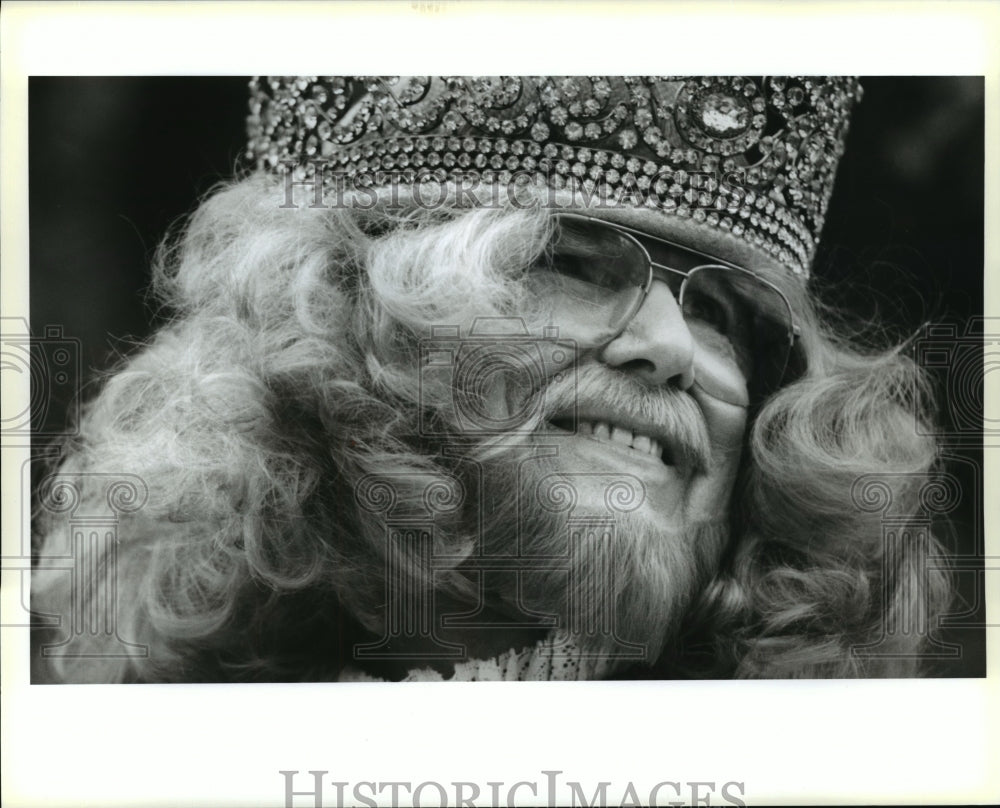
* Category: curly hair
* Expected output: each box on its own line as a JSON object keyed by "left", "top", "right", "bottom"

{"left": 31, "top": 173, "right": 950, "bottom": 682}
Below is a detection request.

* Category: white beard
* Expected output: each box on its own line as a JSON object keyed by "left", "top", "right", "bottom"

{"left": 434, "top": 358, "right": 735, "bottom": 674}
{"left": 462, "top": 448, "right": 730, "bottom": 672}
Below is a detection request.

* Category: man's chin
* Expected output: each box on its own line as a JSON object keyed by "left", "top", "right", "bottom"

{"left": 465, "top": 440, "right": 729, "bottom": 673}
{"left": 515, "top": 510, "right": 729, "bottom": 671}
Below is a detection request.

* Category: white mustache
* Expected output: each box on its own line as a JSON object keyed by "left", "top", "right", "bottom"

{"left": 525, "top": 365, "right": 713, "bottom": 474}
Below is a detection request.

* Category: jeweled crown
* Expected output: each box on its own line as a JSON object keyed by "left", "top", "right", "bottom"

{"left": 246, "top": 76, "right": 862, "bottom": 278}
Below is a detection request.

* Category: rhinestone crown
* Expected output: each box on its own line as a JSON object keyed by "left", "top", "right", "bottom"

{"left": 247, "top": 76, "right": 863, "bottom": 278}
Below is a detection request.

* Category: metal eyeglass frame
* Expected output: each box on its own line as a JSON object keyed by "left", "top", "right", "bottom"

{"left": 551, "top": 212, "right": 802, "bottom": 354}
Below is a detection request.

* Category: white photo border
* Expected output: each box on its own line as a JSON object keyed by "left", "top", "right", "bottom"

{"left": 2, "top": 2, "right": 998, "bottom": 807}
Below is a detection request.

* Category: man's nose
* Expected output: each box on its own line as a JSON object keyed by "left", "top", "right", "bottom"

{"left": 598, "top": 280, "right": 696, "bottom": 389}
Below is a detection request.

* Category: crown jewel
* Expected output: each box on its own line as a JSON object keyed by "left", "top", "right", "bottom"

{"left": 247, "top": 76, "right": 862, "bottom": 278}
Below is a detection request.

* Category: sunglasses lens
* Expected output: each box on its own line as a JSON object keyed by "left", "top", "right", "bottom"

{"left": 682, "top": 266, "right": 795, "bottom": 403}
{"left": 547, "top": 215, "right": 650, "bottom": 290}
{"left": 529, "top": 216, "right": 647, "bottom": 345}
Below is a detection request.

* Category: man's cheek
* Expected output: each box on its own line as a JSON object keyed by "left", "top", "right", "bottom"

{"left": 683, "top": 389, "right": 747, "bottom": 519}
{"left": 691, "top": 385, "right": 747, "bottom": 454}
{"left": 684, "top": 471, "right": 740, "bottom": 525}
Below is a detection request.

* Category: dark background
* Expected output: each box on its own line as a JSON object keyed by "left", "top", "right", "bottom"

{"left": 27, "top": 77, "right": 986, "bottom": 675}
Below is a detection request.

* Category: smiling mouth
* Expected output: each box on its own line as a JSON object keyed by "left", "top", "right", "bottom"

{"left": 547, "top": 417, "right": 674, "bottom": 466}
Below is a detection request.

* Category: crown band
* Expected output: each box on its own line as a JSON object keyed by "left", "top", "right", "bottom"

{"left": 247, "top": 76, "right": 863, "bottom": 279}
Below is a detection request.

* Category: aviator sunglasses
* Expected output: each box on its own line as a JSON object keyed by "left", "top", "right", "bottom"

{"left": 530, "top": 213, "right": 802, "bottom": 407}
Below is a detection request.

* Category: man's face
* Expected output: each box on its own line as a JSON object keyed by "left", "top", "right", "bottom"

{"left": 442, "top": 213, "right": 752, "bottom": 661}
{"left": 474, "top": 213, "right": 751, "bottom": 534}
{"left": 537, "top": 274, "right": 749, "bottom": 531}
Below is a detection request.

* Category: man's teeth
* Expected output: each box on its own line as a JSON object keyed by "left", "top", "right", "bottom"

{"left": 575, "top": 420, "right": 664, "bottom": 459}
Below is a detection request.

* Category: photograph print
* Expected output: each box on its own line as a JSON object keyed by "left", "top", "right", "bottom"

{"left": 26, "top": 75, "right": 986, "bottom": 683}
